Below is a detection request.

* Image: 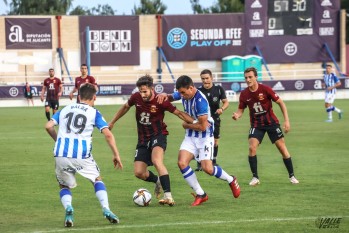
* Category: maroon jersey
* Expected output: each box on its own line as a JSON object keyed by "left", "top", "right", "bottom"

{"left": 239, "top": 83, "right": 280, "bottom": 128}
{"left": 75, "top": 75, "right": 97, "bottom": 89}
{"left": 43, "top": 77, "right": 62, "bottom": 101}
{"left": 128, "top": 92, "right": 176, "bottom": 144}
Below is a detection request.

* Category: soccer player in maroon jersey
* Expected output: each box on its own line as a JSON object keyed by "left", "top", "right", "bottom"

{"left": 41, "top": 68, "right": 63, "bottom": 121}
{"left": 69, "top": 64, "right": 97, "bottom": 103}
{"left": 232, "top": 67, "right": 299, "bottom": 185}
{"left": 108, "top": 75, "right": 194, "bottom": 206}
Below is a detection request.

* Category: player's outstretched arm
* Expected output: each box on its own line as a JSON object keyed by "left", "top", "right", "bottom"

{"left": 102, "top": 127, "right": 123, "bottom": 170}
{"left": 172, "top": 109, "right": 195, "bottom": 123}
{"left": 108, "top": 103, "right": 131, "bottom": 130}
{"left": 156, "top": 93, "right": 175, "bottom": 104}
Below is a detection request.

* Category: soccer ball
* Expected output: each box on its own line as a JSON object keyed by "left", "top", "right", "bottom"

{"left": 133, "top": 188, "right": 152, "bottom": 207}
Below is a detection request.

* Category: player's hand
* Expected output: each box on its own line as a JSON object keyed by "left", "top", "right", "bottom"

{"left": 156, "top": 93, "right": 168, "bottom": 104}
{"left": 40, "top": 96, "right": 44, "bottom": 102}
{"left": 232, "top": 112, "right": 239, "bottom": 120}
{"left": 113, "top": 155, "right": 123, "bottom": 170}
{"left": 216, "top": 108, "right": 223, "bottom": 115}
{"left": 108, "top": 123, "right": 114, "bottom": 130}
{"left": 283, "top": 120, "right": 290, "bottom": 134}
{"left": 69, "top": 92, "right": 73, "bottom": 100}
{"left": 58, "top": 92, "right": 62, "bottom": 97}
{"left": 182, "top": 122, "right": 189, "bottom": 129}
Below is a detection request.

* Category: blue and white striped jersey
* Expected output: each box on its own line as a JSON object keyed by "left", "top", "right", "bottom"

{"left": 51, "top": 103, "right": 108, "bottom": 159}
{"left": 324, "top": 73, "right": 340, "bottom": 94}
{"left": 173, "top": 90, "right": 214, "bottom": 138}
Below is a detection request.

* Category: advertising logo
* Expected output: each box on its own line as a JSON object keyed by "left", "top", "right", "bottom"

{"left": 154, "top": 84, "right": 164, "bottom": 93}
{"left": 89, "top": 30, "right": 131, "bottom": 53}
{"left": 167, "top": 27, "right": 187, "bottom": 49}
{"left": 8, "top": 25, "right": 25, "bottom": 43}
{"left": 251, "top": 0, "right": 262, "bottom": 8}
{"left": 284, "top": 42, "right": 297, "bottom": 56}
{"left": 272, "top": 81, "right": 285, "bottom": 91}
{"left": 314, "top": 80, "right": 323, "bottom": 89}
{"left": 9, "top": 87, "right": 19, "bottom": 97}
{"left": 294, "top": 80, "right": 304, "bottom": 90}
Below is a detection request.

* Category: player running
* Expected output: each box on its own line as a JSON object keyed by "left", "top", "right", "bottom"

{"left": 46, "top": 83, "right": 122, "bottom": 227}
{"left": 109, "top": 75, "right": 194, "bottom": 206}
{"left": 160, "top": 75, "right": 240, "bottom": 206}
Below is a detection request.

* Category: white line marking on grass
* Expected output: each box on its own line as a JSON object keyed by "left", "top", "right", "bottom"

{"left": 22, "top": 216, "right": 349, "bottom": 233}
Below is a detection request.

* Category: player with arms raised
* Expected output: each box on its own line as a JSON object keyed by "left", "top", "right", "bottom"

{"left": 232, "top": 67, "right": 299, "bottom": 185}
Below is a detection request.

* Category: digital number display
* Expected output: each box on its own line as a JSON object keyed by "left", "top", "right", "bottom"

{"left": 268, "top": 0, "right": 313, "bottom": 36}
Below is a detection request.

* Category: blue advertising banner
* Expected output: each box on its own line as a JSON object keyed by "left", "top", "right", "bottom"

{"left": 162, "top": 14, "right": 245, "bottom": 61}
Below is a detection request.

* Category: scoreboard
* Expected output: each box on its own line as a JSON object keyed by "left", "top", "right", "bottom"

{"left": 245, "top": 0, "right": 340, "bottom": 63}
{"left": 267, "top": 0, "right": 313, "bottom": 36}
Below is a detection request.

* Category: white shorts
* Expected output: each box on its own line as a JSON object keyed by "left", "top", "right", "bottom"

{"left": 179, "top": 136, "right": 214, "bottom": 162}
{"left": 55, "top": 156, "right": 100, "bottom": 188}
{"left": 325, "top": 92, "right": 336, "bottom": 104}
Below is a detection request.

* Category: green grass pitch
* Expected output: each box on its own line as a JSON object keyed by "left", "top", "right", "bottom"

{"left": 0, "top": 99, "right": 348, "bottom": 233}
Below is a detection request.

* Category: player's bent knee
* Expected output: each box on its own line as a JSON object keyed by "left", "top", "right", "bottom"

{"left": 177, "top": 160, "right": 188, "bottom": 170}
{"left": 134, "top": 172, "right": 147, "bottom": 180}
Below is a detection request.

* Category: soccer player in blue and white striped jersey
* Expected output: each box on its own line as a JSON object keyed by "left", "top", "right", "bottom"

{"left": 167, "top": 75, "right": 240, "bottom": 206}
{"left": 45, "top": 83, "right": 123, "bottom": 227}
{"left": 322, "top": 64, "right": 342, "bottom": 122}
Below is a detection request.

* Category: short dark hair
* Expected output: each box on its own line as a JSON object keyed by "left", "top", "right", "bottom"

{"left": 81, "top": 64, "right": 87, "bottom": 68}
{"left": 326, "top": 64, "right": 332, "bottom": 68}
{"left": 200, "top": 69, "right": 212, "bottom": 77}
{"left": 136, "top": 75, "right": 153, "bottom": 88}
{"left": 49, "top": 68, "right": 54, "bottom": 71}
{"left": 79, "top": 83, "right": 96, "bottom": 100}
{"left": 244, "top": 67, "right": 258, "bottom": 77}
{"left": 176, "top": 75, "right": 194, "bottom": 90}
